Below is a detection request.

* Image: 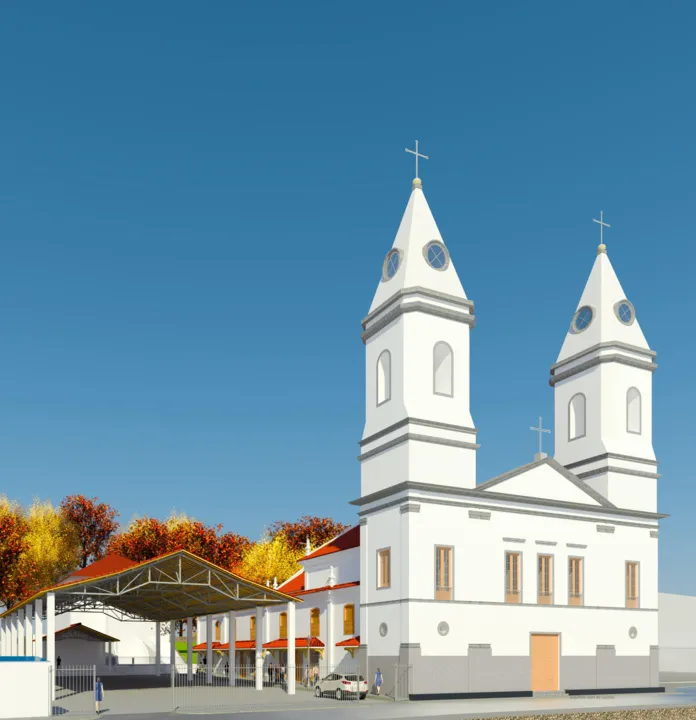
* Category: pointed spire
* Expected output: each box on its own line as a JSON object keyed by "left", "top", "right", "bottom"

{"left": 368, "top": 181, "right": 468, "bottom": 313}
{"left": 556, "top": 244, "right": 650, "bottom": 364}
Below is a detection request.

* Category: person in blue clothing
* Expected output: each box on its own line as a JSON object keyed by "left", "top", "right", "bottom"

{"left": 375, "top": 668, "right": 383, "bottom": 696}
{"left": 95, "top": 677, "right": 104, "bottom": 714}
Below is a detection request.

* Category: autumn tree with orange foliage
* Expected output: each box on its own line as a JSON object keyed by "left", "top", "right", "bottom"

{"left": 60, "top": 495, "right": 119, "bottom": 568}
{"left": 107, "top": 513, "right": 251, "bottom": 571}
{"left": 269, "top": 515, "right": 348, "bottom": 554}
{"left": 0, "top": 497, "right": 34, "bottom": 609}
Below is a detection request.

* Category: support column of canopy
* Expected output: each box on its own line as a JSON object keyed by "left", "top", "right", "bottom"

{"left": 206, "top": 616, "right": 213, "bottom": 684}
{"left": 186, "top": 617, "right": 193, "bottom": 682}
{"left": 17, "top": 607, "right": 25, "bottom": 656}
{"left": 155, "top": 622, "right": 161, "bottom": 675}
{"left": 169, "top": 620, "right": 176, "bottom": 674}
{"left": 0, "top": 616, "right": 5, "bottom": 656}
{"left": 286, "top": 602, "right": 296, "bottom": 695}
{"left": 254, "top": 607, "right": 263, "bottom": 691}
{"left": 46, "top": 592, "right": 56, "bottom": 700}
{"left": 34, "top": 598, "right": 42, "bottom": 661}
{"left": 24, "top": 605, "right": 32, "bottom": 656}
{"left": 227, "top": 611, "right": 236, "bottom": 687}
{"left": 10, "top": 612, "right": 17, "bottom": 656}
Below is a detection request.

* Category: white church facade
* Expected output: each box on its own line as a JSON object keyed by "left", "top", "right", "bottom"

{"left": 196, "top": 171, "right": 663, "bottom": 698}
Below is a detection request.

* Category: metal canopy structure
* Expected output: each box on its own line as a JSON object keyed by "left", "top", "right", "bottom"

{"left": 0, "top": 550, "right": 299, "bottom": 623}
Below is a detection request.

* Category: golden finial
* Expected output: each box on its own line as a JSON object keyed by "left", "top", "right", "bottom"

{"left": 412, "top": 177, "right": 422, "bottom": 189}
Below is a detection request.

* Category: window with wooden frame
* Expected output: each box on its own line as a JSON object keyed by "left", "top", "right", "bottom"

{"left": 310, "top": 608, "right": 320, "bottom": 637}
{"left": 215, "top": 620, "right": 221, "bottom": 642}
{"left": 568, "top": 557, "right": 583, "bottom": 606}
{"left": 538, "top": 555, "right": 553, "bottom": 605}
{"left": 626, "top": 561, "right": 639, "bottom": 609}
{"left": 505, "top": 551, "right": 521, "bottom": 603}
{"left": 343, "top": 604, "right": 355, "bottom": 635}
{"left": 279, "top": 612, "right": 288, "bottom": 639}
{"left": 250, "top": 615, "right": 256, "bottom": 641}
{"left": 435, "top": 546, "right": 453, "bottom": 600}
{"left": 377, "top": 548, "right": 391, "bottom": 589}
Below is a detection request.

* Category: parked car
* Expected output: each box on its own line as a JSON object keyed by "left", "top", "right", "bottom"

{"left": 314, "top": 673, "right": 368, "bottom": 700}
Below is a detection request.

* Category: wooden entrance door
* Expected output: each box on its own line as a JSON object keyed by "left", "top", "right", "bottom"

{"left": 531, "top": 634, "right": 559, "bottom": 691}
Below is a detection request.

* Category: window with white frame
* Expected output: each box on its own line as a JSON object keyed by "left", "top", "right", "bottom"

{"left": 376, "top": 350, "right": 391, "bottom": 405}
{"left": 433, "top": 342, "right": 453, "bottom": 397}
{"left": 569, "top": 393, "right": 586, "bottom": 440}
{"left": 627, "top": 387, "right": 642, "bottom": 434}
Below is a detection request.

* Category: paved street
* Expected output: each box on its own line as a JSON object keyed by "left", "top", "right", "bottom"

{"left": 40, "top": 684, "right": 696, "bottom": 720}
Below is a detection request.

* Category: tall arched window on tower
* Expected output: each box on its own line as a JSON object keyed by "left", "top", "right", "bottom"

{"left": 433, "top": 342, "right": 454, "bottom": 397}
{"left": 568, "top": 393, "right": 586, "bottom": 440}
{"left": 627, "top": 387, "right": 642, "bottom": 434}
{"left": 376, "top": 350, "right": 391, "bottom": 406}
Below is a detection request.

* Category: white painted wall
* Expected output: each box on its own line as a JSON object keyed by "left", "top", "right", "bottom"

{"left": 658, "top": 592, "right": 696, "bottom": 672}
{"left": 0, "top": 661, "right": 51, "bottom": 718}
{"left": 362, "top": 491, "right": 658, "bottom": 660}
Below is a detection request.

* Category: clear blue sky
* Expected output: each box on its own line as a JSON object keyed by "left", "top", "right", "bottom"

{"left": 0, "top": 2, "right": 693, "bottom": 593}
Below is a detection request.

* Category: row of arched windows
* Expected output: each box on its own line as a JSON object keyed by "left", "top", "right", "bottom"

{"left": 376, "top": 342, "right": 454, "bottom": 405}
{"left": 568, "top": 387, "right": 642, "bottom": 441}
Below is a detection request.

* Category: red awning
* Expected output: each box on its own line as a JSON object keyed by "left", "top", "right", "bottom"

{"left": 336, "top": 635, "right": 360, "bottom": 648}
{"left": 192, "top": 640, "right": 256, "bottom": 651}
{"left": 262, "top": 637, "right": 325, "bottom": 650}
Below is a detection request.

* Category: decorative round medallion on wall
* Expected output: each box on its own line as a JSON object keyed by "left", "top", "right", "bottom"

{"left": 379, "top": 622, "right": 388, "bottom": 637}
{"left": 629, "top": 626, "right": 638, "bottom": 639}
{"left": 437, "top": 621, "right": 450, "bottom": 636}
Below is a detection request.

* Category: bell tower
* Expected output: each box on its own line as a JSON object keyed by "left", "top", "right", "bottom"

{"left": 359, "top": 160, "right": 478, "bottom": 499}
{"left": 550, "top": 215, "right": 658, "bottom": 512}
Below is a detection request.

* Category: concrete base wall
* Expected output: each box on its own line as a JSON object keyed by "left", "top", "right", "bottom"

{"left": 370, "top": 644, "right": 658, "bottom": 697}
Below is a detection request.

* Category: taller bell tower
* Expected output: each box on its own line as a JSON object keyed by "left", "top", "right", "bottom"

{"left": 550, "top": 220, "right": 658, "bottom": 512}
{"left": 359, "top": 172, "right": 478, "bottom": 498}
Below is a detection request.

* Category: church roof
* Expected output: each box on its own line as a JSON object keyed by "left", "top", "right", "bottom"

{"left": 477, "top": 456, "right": 616, "bottom": 508}
{"left": 43, "top": 623, "right": 119, "bottom": 643}
{"left": 304, "top": 525, "right": 360, "bottom": 560}
{"left": 368, "top": 181, "right": 468, "bottom": 314}
{"left": 556, "top": 245, "right": 651, "bottom": 365}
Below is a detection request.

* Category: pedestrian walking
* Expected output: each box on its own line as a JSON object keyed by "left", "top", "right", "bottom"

{"left": 375, "top": 668, "right": 383, "bottom": 696}
{"left": 95, "top": 677, "right": 104, "bottom": 714}
{"left": 312, "top": 664, "right": 319, "bottom": 686}
{"left": 56, "top": 655, "right": 62, "bottom": 668}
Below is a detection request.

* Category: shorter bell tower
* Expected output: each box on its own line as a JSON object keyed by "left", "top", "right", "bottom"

{"left": 550, "top": 216, "right": 658, "bottom": 512}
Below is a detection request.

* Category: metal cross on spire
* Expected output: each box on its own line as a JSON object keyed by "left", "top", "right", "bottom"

{"left": 405, "top": 140, "right": 429, "bottom": 179}
{"left": 593, "top": 210, "right": 611, "bottom": 245}
{"left": 530, "top": 416, "right": 551, "bottom": 457}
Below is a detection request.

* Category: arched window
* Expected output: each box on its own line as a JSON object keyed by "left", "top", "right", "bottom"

{"left": 215, "top": 620, "right": 221, "bottom": 642}
{"left": 279, "top": 612, "right": 288, "bottom": 639}
{"left": 310, "top": 608, "right": 320, "bottom": 637}
{"left": 433, "top": 342, "right": 454, "bottom": 397}
{"left": 568, "top": 393, "right": 586, "bottom": 440}
{"left": 376, "top": 350, "right": 391, "bottom": 406}
{"left": 343, "top": 604, "right": 355, "bottom": 635}
{"left": 250, "top": 615, "right": 256, "bottom": 642}
{"left": 627, "top": 387, "right": 642, "bottom": 434}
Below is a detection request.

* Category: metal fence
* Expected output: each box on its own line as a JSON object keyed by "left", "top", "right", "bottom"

{"left": 172, "top": 663, "right": 363, "bottom": 710}
{"left": 394, "top": 664, "right": 413, "bottom": 702}
{"left": 53, "top": 666, "right": 96, "bottom": 716}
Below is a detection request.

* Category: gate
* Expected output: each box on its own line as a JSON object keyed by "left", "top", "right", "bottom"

{"left": 53, "top": 665, "right": 95, "bottom": 715}
{"left": 394, "top": 664, "right": 412, "bottom": 701}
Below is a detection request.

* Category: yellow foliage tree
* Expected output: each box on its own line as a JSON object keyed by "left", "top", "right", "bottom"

{"left": 17, "top": 499, "right": 80, "bottom": 596}
{"left": 236, "top": 532, "right": 304, "bottom": 585}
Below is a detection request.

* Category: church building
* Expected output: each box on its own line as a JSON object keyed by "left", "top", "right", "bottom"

{"left": 196, "top": 166, "right": 663, "bottom": 699}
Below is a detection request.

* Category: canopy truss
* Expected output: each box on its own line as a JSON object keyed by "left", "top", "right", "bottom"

{"left": 1, "top": 550, "right": 299, "bottom": 623}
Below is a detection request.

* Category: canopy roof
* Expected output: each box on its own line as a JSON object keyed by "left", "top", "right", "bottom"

{"left": 1, "top": 550, "right": 299, "bottom": 623}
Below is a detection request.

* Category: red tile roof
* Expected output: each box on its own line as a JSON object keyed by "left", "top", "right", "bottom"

{"left": 43, "top": 623, "right": 119, "bottom": 643}
{"left": 304, "top": 526, "right": 360, "bottom": 560}
{"left": 336, "top": 636, "right": 360, "bottom": 648}
{"left": 278, "top": 571, "right": 305, "bottom": 594}
{"left": 263, "top": 637, "right": 325, "bottom": 650}
{"left": 192, "top": 640, "right": 256, "bottom": 651}
{"left": 293, "top": 581, "right": 359, "bottom": 597}
{"left": 59, "top": 555, "right": 138, "bottom": 583}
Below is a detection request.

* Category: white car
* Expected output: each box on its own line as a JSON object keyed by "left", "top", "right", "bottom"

{"left": 315, "top": 672, "right": 368, "bottom": 700}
